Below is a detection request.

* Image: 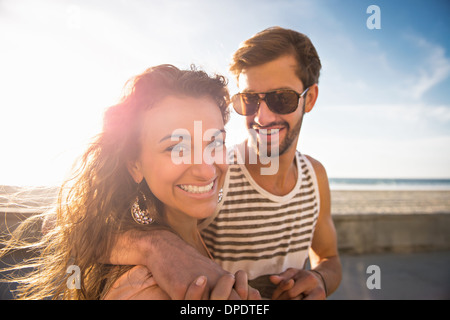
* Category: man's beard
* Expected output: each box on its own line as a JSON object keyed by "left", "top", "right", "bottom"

{"left": 248, "top": 105, "right": 305, "bottom": 158}
{"left": 278, "top": 116, "right": 302, "bottom": 156}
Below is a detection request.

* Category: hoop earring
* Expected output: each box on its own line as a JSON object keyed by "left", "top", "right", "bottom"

{"left": 131, "top": 190, "right": 154, "bottom": 225}
{"left": 217, "top": 188, "right": 223, "bottom": 203}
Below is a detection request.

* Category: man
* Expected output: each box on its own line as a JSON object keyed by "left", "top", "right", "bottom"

{"left": 109, "top": 26, "right": 341, "bottom": 300}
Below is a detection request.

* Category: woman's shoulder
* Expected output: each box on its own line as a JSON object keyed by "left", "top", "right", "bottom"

{"left": 102, "top": 265, "right": 170, "bottom": 300}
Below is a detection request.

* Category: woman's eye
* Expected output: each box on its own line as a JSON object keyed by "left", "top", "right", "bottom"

{"left": 173, "top": 145, "right": 187, "bottom": 152}
{"left": 168, "top": 144, "right": 191, "bottom": 164}
{"left": 167, "top": 144, "right": 189, "bottom": 153}
{"left": 209, "top": 139, "right": 224, "bottom": 149}
{"left": 206, "top": 140, "right": 226, "bottom": 160}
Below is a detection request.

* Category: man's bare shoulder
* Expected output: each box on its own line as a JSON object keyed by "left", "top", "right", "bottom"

{"left": 303, "top": 154, "right": 328, "bottom": 182}
{"left": 303, "top": 154, "right": 331, "bottom": 209}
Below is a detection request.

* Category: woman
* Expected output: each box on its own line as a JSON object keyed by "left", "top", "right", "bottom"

{"left": 1, "top": 64, "right": 257, "bottom": 300}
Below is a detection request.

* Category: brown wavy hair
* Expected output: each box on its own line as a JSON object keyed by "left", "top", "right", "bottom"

{"left": 0, "top": 64, "right": 230, "bottom": 299}
{"left": 230, "top": 26, "right": 322, "bottom": 88}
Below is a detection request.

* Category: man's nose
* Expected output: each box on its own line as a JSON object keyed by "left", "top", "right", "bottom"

{"left": 253, "top": 100, "right": 277, "bottom": 126}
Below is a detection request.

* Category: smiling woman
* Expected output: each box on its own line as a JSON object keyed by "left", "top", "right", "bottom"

{"left": 0, "top": 64, "right": 241, "bottom": 300}
{"left": 126, "top": 95, "right": 228, "bottom": 237}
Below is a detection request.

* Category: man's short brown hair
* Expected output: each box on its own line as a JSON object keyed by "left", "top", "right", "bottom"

{"left": 230, "top": 26, "right": 322, "bottom": 88}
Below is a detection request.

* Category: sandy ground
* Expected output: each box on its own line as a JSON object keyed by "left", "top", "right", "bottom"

{"left": 2, "top": 186, "right": 450, "bottom": 215}
{"left": 331, "top": 190, "right": 450, "bottom": 215}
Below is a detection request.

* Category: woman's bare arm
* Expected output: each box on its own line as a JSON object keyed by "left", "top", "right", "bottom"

{"left": 106, "top": 229, "right": 242, "bottom": 299}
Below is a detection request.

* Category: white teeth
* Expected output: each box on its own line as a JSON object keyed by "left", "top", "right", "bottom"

{"left": 258, "top": 128, "right": 280, "bottom": 135}
{"left": 179, "top": 181, "right": 214, "bottom": 194}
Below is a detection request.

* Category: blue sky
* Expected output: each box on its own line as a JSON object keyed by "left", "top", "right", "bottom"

{"left": 0, "top": 0, "right": 449, "bottom": 186}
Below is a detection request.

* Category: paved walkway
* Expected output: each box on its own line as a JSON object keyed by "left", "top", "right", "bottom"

{"left": 328, "top": 250, "right": 450, "bottom": 300}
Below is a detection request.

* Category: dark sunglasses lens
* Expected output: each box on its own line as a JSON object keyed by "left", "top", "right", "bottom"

{"left": 266, "top": 91, "right": 299, "bottom": 114}
{"left": 232, "top": 94, "right": 259, "bottom": 115}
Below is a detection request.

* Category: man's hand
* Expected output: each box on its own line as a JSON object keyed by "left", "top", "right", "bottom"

{"left": 269, "top": 268, "right": 326, "bottom": 300}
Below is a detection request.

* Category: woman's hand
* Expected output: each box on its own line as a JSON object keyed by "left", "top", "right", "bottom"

{"left": 185, "top": 270, "right": 261, "bottom": 300}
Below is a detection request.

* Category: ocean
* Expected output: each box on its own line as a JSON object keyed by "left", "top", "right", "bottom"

{"left": 329, "top": 178, "right": 450, "bottom": 191}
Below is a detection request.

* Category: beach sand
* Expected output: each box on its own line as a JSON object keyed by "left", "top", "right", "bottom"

{"left": 1, "top": 186, "right": 450, "bottom": 214}
{"left": 331, "top": 190, "right": 450, "bottom": 215}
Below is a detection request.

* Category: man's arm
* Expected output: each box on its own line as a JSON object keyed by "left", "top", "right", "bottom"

{"left": 307, "top": 155, "right": 342, "bottom": 296}
{"left": 107, "top": 228, "right": 237, "bottom": 299}
{"left": 270, "top": 156, "right": 342, "bottom": 299}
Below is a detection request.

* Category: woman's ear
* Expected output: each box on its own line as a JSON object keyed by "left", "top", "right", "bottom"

{"left": 127, "top": 160, "right": 144, "bottom": 184}
{"left": 305, "top": 83, "right": 319, "bottom": 113}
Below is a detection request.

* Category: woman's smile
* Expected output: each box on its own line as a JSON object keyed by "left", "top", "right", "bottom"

{"left": 178, "top": 179, "right": 215, "bottom": 194}
{"left": 130, "top": 95, "right": 228, "bottom": 222}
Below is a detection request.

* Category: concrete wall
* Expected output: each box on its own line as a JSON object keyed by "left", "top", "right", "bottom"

{"left": 333, "top": 213, "right": 450, "bottom": 254}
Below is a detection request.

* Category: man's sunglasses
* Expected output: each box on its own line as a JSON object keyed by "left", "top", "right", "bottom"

{"left": 231, "top": 88, "right": 309, "bottom": 116}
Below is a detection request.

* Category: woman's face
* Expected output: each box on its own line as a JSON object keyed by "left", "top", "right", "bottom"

{"left": 128, "top": 95, "right": 228, "bottom": 223}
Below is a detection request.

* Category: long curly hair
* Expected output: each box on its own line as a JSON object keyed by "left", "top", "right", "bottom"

{"left": 0, "top": 64, "right": 230, "bottom": 299}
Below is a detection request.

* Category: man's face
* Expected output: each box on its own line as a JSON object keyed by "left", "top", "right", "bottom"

{"left": 238, "top": 55, "right": 307, "bottom": 157}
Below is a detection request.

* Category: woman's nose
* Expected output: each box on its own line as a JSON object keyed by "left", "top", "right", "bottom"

{"left": 190, "top": 161, "right": 217, "bottom": 181}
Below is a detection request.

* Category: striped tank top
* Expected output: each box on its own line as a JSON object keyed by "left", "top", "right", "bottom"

{"left": 199, "top": 143, "right": 320, "bottom": 296}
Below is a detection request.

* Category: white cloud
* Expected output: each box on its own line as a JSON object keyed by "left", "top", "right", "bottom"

{"left": 375, "top": 103, "right": 450, "bottom": 126}
{"left": 302, "top": 133, "right": 450, "bottom": 179}
{"left": 300, "top": 102, "right": 450, "bottom": 178}
{"left": 404, "top": 35, "right": 450, "bottom": 100}
{"left": 318, "top": 29, "right": 450, "bottom": 108}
